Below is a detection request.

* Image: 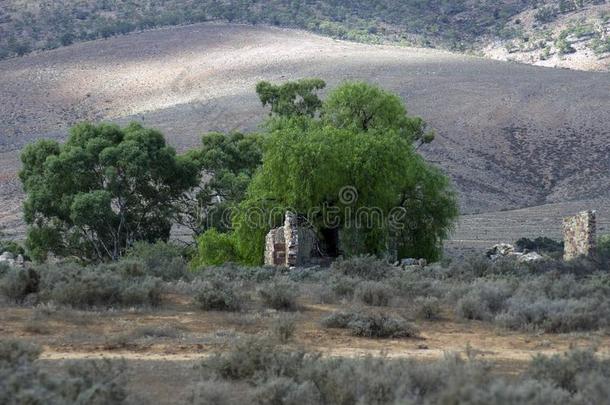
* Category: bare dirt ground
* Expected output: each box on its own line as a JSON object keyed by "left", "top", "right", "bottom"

{"left": 0, "top": 23, "right": 609, "bottom": 242}
{"left": 3, "top": 292, "right": 609, "bottom": 403}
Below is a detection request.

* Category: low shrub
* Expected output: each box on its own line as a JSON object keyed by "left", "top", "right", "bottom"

{"left": 0, "top": 262, "right": 9, "bottom": 278}
{"left": 331, "top": 255, "right": 397, "bottom": 281}
{"left": 354, "top": 281, "right": 393, "bottom": 306}
{"left": 192, "top": 229, "right": 240, "bottom": 268}
{"left": 202, "top": 336, "right": 307, "bottom": 381}
{"left": 322, "top": 309, "right": 418, "bottom": 338}
{"left": 37, "top": 262, "right": 161, "bottom": 308}
{"left": 0, "top": 267, "right": 39, "bottom": 303}
{"left": 329, "top": 276, "right": 359, "bottom": 298}
{"left": 127, "top": 241, "right": 190, "bottom": 281}
{"left": 131, "top": 324, "right": 183, "bottom": 339}
{"left": 455, "top": 280, "right": 513, "bottom": 321}
{"left": 447, "top": 254, "right": 492, "bottom": 280}
{"left": 195, "top": 264, "right": 277, "bottom": 283}
{"left": 189, "top": 380, "right": 241, "bottom": 405}
{"left": 254, "top": 377, "right": 321, "bottom": 405}
{"left": 258, "top": 279, "right": 299, "bottom": 311}
{"left": 526, "top": 350, "right": 610, "bottom": 394}
{"left": 199, "top": 337, "right": 610, "bottom": 405}
{"left": 0, "top": 339, "right": 127, "bottom": 404}
{"left": 271, "top": 314, "right": 297, "bottom": 343}
{"left": 414, "top": 296, "right": 442, "bottom": 320}
{"left": 195, "top": 279, "right": 243, "bottom": 312}
{"left": 495, "top": 296, "right": 608, "bottom": 333}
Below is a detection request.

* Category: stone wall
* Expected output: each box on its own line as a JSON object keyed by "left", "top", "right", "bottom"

{"left": 264, "top": 227, "right": 286, "bottom": 266}
{"left": 563, "top": 210, "right": 596, "bottom": 261}
{"left": 264, "top": 212, "right": 317, "bottom": 267}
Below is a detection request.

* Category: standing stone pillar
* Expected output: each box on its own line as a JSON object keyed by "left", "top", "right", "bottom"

{"left": 284, "top": 212, "right": 299, "bottom": 267}
{"left": 562, "top": 210, "right": 596, "bottom": 261}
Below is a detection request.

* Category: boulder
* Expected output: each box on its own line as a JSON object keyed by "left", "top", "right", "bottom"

{"left": 486, "top": 243, "right": 515, "bottom": 260}
{"left": 0, "top": 251, "right": 14, "bottom": 261}
{"left": 516, "top": 251, "right": 544, "bottom": 263}
{"left": 400, "top": 258, "right": 427, "bottom": 268}
{"left": 486, "top": 243, "right": 544, "bottom": 263}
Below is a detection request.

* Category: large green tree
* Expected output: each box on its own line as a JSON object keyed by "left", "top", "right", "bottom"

{"left": 179, "top": 132, "right": 264, "bottom": 235}
{"left": 226, "top": 81, "right": 457, "bottom": 265}
{"left": 232, "top": 117, "right": 456, "bottom": 264}
{"left": 256, "top": 78, "right": 326, "bottom": 118}
{"left": 20, "top": 122, "right": 199, "bottom": 262}
{"left": 322, "top": 81, "right": 435, "bottom": 146}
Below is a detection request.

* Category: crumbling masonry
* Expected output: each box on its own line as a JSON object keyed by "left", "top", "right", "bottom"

{"left": 563, "top": 210, "right": 596, "bottom": 261}
{"left": 264, "top": 212, "right": 317, "bottom": 267}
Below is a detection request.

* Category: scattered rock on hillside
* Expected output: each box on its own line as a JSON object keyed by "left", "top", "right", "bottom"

{"left": 486, "top": 243, "right": 544, "bottom": 263}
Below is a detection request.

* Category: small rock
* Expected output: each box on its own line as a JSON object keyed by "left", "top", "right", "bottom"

{"left": 517, "top": 251, "right": 544, "bottom": 263}
{"left": 486, "top": 243, "right": 515, "bottom": 260}
{"left": 401, "top": 258, "right": 419, "bottom": 266}
{"left": 0, "top": 251, "right": 14, "bottom": 261}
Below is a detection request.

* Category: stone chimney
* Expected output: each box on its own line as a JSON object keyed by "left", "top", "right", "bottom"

{"left": 562, "top": 210, "right": 596, "bottom": 261}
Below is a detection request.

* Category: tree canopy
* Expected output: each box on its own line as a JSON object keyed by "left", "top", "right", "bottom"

{"left": 322, "top": 81, "right": 435, "bottom": 145}
{"left": 256, "top": 78, "right": 326, "bottom": 118}
{"left": 224, "top": 80, "right": 457, "bottom": 265}
{"left": 231, "top": 115, "right": 456, "bottom": 264}
{"left": 179, "top": 132, "right": 264, "bottom": 235}
{"left": 20, "top": 122, "right": 199, "bottom": 262}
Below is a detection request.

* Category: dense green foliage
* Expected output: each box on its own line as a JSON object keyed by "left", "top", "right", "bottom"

{"left": 19, "top": 122, "right": 198, "bottom": 262}
{"left": 193, "top": 229, "right": 240, "bottom": 267}
{"left": 256, "top": 78, "right": 326, "bottom": 118}
{"left": 515, "top": 236, "right": 564, "bottom": 253}
{"left": 226, "top": 81, "right": 457, "bottom": 265}
{"left": 126, "top": 240, "right": 189, "bottom": 281}
{"left": 181, "top": 132, "right": 264, "bottom": 235}
{"left": 322, "top": 82, "right": 435, "bottom": 145}
{"left": 2, "top": 0, "right": 585, "bottom": 60}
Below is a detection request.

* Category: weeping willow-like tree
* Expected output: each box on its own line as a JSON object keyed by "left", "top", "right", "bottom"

{"left": 226, "top": 80, "right": 458, "bottom": 265}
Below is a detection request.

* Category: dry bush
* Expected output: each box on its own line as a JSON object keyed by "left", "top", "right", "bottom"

{"left": 322, "top": 309, "right": 418, "bottom": 338}
{"left": 198, "top": 336, "right": 610, "bottom": 404}
{"left": 0, "top": 339, "right": 127, "bottom": 404}
{"left": 331, "top": 256, "right": 398, "bottom": 281}
{"left": 195, "top": 279, "right": 244, "bottom": 312}
{"left": 271, "top": 313, "right": 297, "bottom": 343}
{"left": 258, "top": 279, "right": 299, "bottom": 311}
{"left": 353, "top": 281, "right": 394, "bottom": 306}
{"left": 414, "top": 296, "right": 442, "bottom": 320}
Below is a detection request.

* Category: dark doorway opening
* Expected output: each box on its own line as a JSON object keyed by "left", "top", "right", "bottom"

{"left": 320, "top": 227, "right": 340, "bottom": 257}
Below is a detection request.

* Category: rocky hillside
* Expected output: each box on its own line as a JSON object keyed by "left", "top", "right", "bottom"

{"left": 0, "top": 23, "right": 608, "bottom": 240}
{"left": 1, "top": 1, "right": 608, "bottom": 71}
{"left": 482, "top": 1, "right": 610, "bottom": 71}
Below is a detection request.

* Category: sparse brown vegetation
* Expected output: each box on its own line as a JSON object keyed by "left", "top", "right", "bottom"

{"left": 0, "top": 253, "right": 609, "bottom": 403}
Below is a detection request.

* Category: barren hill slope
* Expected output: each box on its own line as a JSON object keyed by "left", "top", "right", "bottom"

{"left": 0, "top": 23, "right": 609, "bottom": 239}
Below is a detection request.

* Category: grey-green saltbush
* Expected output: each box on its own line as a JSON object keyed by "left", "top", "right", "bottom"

{"left": 200, "top": 338, "right": 610, "bottom": 405}
{"left": 36, "top": 262, "right": 161, "bottom": 308}
{"left": 331, "top": 255, "right": 397, "bottom": 281}
{"left": 258, "top": 279, "right": 299, "bottom": 311}
{"left": 354, "top": 281, "right": 393, "bottom": 306}
{"left": 322, "top": 309, "right": 418, "bottom": 338}
{"left": 0, "top": 339, "right": 127, "bottom": 404}
{"left": 195, "top": 280, "right": 243, "bottom": 312}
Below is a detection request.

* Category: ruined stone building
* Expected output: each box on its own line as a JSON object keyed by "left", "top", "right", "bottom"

{"left": 563, "top": 210, "right": 596, "bottom": 261}
{"left": 264, "top": 212, "right": 318, "bottom": 267}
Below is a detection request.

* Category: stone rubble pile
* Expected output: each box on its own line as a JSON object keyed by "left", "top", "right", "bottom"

{"left": 486, "top": 243, "right": 544, "bottom": 263}
{"left": 0, "top": 251, "right": 25, "bottom": 267}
